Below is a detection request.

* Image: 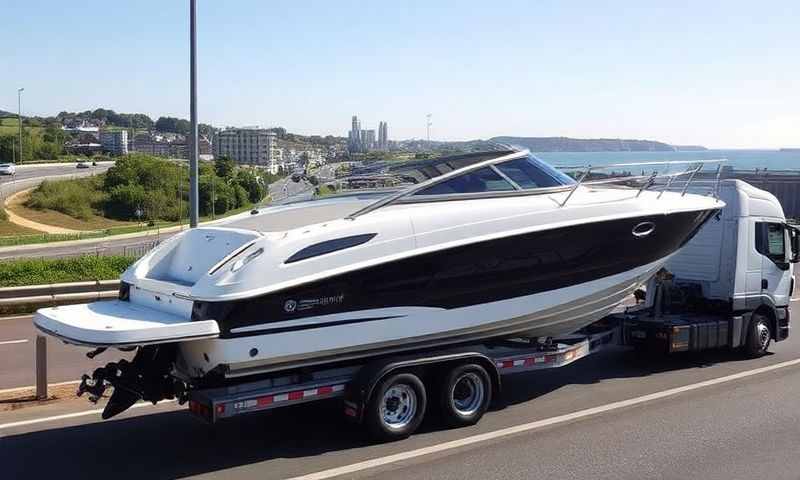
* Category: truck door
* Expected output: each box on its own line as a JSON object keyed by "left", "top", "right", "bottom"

{"left": 755, "top": 222, "right": 792, "bottom": 307}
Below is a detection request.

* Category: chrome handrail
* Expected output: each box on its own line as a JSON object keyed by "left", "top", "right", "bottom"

{"left": 557, "top": 158, "right": 727, "bottom": 206}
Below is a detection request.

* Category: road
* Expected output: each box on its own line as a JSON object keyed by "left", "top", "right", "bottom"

{"left": 0, "top": 315, "right": 130, "bottom": 389}
{"left": 1, "top": 294, "right": 798, "bottom": 479}
{"left": 0, "top": 169, "right": 319, "bottom": 260}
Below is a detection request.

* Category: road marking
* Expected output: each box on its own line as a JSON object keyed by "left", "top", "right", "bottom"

{"left": 0, "top": 399, "right": 177, "bottom": 431}
{"left": 288, "top": 357, "right": 800, "bottom": 480}
{"left": 0, "top": 339, "right": 28, "bottom": 346}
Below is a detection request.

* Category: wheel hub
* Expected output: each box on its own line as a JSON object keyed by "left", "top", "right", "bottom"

{"left": 380, "top": 384, "right": 417, "bottom": 430}
{"left": 451, "top": 372, "right": 484, "bottom": 416}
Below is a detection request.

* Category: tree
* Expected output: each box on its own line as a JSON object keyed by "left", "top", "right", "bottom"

{"left": 214, "top": 156, "right": 236, "bottom": 178}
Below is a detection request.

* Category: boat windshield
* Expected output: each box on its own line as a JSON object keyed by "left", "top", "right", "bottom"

{"left": 414, "top": 153, "right": 574, "bottom": 196}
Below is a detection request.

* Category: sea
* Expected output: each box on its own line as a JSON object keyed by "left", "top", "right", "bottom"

{"left": 534, "top": 150, "right": 800, "bottom": 172}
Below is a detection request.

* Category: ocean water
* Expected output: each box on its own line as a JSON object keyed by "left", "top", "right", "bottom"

{"left": 535, "top": 150, "right": 800, "bottom": 171}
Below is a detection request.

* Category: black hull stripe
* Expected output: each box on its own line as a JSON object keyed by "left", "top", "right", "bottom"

{"left": 227, "top": 316, "right": 400, "bottom": 337}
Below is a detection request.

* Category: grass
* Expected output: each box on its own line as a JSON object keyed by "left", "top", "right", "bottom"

{"left": 0, "top": 201, "right": 256, "bottom": 247}
{"left": 0, "top": 255, "right": 136, "bottom": 287}
{"left": 9, "top": 191, "right": 133, "bottom": 231}
{"left": 0, "top": 219, "right": 41, "bottom": 236}
{"left": 0, "top": 117, "right": 42, "bottom": 137}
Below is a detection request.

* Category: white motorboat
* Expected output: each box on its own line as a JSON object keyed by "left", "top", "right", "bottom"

{"left": 33, "top": 150, "right": 723, "bottom": 418}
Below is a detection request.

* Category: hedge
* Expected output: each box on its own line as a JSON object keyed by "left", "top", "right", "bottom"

{"left": 0, "top": 255, "right": 136, "bottom": 287}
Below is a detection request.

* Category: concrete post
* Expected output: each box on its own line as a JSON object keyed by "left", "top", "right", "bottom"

{"left": 35, "top": 335, "right": 47, "bottom": 400}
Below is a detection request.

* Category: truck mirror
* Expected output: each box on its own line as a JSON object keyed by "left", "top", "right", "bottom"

{"left": 790, "top": 226, "right": 800, "bottom": 263}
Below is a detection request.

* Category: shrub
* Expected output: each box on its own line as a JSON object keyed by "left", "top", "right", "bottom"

{"left": 0, "top": 255, "right": 136, "bottom": 287}
{"left": 26, "top": 177, "right": 105, "bottom": 220}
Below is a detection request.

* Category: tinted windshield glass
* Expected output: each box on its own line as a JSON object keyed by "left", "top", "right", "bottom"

{"left": 415, "top": 167, "right": 514, "bottom": 195}
{"left": 495, "top": 155, "right": 575, "bottom": 189}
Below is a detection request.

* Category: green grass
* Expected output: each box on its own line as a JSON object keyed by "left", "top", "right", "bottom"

{"left": 0, "top": 202, "right": 255, "bottom": 247}
{"left": 0, "top": 255, "right": 136, "bottom": 287}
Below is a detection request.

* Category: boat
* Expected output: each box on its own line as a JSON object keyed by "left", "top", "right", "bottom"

{"left": 33, "top": 149, "right": 723, "bottom": 418}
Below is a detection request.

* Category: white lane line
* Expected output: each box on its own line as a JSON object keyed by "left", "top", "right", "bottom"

{"left": 0, "top": 399, "right": 177, "bottom": 431}
{"left": 0, "top": 339, "right": 29, "bottom": 346}
{"left": 288, "top": 357, "right": 800, "bottom": 480}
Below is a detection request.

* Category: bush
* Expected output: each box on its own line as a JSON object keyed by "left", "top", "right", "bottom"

{"left": 26, "top": 177, "right": 106, "bottom": 220}
{"left": 0, "top": 255, "right": 136, "bottom": 287}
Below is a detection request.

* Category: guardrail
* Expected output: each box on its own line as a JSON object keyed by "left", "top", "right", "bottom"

{"left": 0, "top": 280, "right": 121, "bottom": 400}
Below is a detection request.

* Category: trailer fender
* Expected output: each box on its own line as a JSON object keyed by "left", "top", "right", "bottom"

{"left": 343, "top": 350, "right": 501, "bottom": 423}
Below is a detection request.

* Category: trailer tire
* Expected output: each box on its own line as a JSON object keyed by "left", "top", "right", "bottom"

{"left": 365, "top": 372, "right": 426, "bottom": 441}
{"left": 439, "top": 363, "right": 492, "bottom": 428}
{"left": 744, "top": 312, "right": 772, "bottom": 358}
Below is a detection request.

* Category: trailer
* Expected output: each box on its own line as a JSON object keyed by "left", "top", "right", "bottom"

{"left": 184, "top": 180, "right": 798, "bottom": 441}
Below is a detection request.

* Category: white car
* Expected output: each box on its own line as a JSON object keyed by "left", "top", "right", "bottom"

{"left": 0, "top": 163, "right": 16, "bottom": 175}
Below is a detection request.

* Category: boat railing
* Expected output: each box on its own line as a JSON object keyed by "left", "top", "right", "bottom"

{"left": 556, "top": 158, "right": 727, "bottom": 207}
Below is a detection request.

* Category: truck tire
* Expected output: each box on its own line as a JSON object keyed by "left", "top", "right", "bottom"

{"left": 439, "top": 363, "right": 492, "bottom": 428}
{"left": 743, "top": 312, "right": 772, "bottom": 358}
{"left": 365, "top": 372, "right": 427, "bottom": 441}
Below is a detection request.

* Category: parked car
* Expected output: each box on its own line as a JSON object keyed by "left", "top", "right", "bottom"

{"left": 76, "top": 161, "right": 91, "bottom": 169}
{"left": 0, "top": 163, "right": 16, "bottom": 175}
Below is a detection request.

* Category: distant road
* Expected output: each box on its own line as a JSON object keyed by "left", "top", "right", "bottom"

{"left": 0, "top": 171, "right": 321, "bottom": 260}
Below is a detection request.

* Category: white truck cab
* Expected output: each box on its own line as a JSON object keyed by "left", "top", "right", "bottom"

{"left": 653, "top": 179, "right": 799, "bottom": 346}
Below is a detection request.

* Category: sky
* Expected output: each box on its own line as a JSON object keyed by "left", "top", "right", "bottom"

{"left": 1, "top": 0, "right": 798, "bottom": 148}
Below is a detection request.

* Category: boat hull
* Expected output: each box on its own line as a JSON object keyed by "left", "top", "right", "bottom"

{"left": 180, "top": 255, "right": 664, "bottom": 377}
{"left": 181, "top": 207, "right": 717, "bottom": 377}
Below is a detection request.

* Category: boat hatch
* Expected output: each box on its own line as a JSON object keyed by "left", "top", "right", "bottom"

{"left": 143, "top": 228, "right": 262, "bottom": 285}
{"left": 34, "top": 301, "right": 219, "bottom": 347}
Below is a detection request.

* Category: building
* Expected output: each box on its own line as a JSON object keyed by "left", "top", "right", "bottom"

{"left": 99, "top": 130, "right": 128, "bottom": 155}
{"left": 348, "top": 115, "right": 362, "bottom": 152}
{"left": 214, "top": 128, "right": 277, "bottom": 168}
{"left": 361, "top": 129, "right": 376, "bottom": 151}
{"left": 378, "top": 121, "right": 389, "bottom": 150}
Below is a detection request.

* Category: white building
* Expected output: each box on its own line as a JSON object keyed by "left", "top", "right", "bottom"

{"left": 99, "top": 130, "right": 128, "bottom": 156}
{"left": 214, "top": 128, "right": 277, "bottom": 169}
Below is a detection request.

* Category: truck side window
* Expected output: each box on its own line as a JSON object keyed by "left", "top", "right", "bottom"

{"left": 755, "top": 222, "right": 785, "bottom": 261}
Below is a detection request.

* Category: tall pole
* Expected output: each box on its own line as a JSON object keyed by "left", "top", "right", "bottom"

{"left": 17, "top": 88, "right": 24, "bottom": 164}
{"left": 188, "top": 0, "right": 199, "bottom": 228}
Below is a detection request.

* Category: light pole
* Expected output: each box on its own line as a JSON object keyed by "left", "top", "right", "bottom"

{"left": 17, "top": 88, "right": 24, "bottom": 164}
{"left": 188, "top": 0, "right": 199, "bottom": 228}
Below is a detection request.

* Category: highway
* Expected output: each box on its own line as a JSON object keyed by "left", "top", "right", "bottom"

{"left": 1, "top": 294, "right": 798, "bottom": 479}
{"left": 0, "top": 168, "right": 317, "bottom": 260}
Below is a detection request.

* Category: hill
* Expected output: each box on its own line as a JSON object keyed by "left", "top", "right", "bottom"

{"left": 489, "top": 136, "right": 689, "bottom": 152}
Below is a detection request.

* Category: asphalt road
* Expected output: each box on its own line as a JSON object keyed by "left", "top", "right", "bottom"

{"left": 1, "top": 294, "right": 798, "bottom": 479}
{"left": 0, "top": 170, "right": 319, "bottom": 260}
{"left": 0, "top": 315, "right": 131, "bottom": 389}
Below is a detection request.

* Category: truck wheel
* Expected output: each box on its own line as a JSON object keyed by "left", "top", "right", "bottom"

{"left": 744, "top": 313, "right": 772, "bottom": 358}
{"left": 365, "top": 372, "right": 426, "bottom": 441}
{"left": 439, "top": 364, "right": 492, "bottom": 428}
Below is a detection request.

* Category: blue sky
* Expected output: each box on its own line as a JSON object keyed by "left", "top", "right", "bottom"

{"left": 1, "top": 0, "right": 798, "bottom": 148}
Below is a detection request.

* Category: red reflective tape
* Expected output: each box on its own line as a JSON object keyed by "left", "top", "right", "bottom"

{"left": 545, "top": 355, "right": 557, "bottom": 363}
{"left": 257, "top": 396, "right": 274, "bottom": 406}
{"left": 317, "top": 386, "right": 333, "bottom": 395}
{"left": 501, "top": 360, "right": 514, "bottom": 369}
{"left": 288, "top": 391, "right": 304, "bottom": 401}
{"left": 524, "top": 357, "right": 536, "bottom": 367}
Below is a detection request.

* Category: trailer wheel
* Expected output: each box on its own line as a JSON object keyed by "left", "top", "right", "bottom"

{"left": 744, "top": 312, "right": 772, "bottom": 358}
{"left": 439, "top": 363, "right": 492, "bottom": 428}
{"left": 365, "top": 372, "right": 426, "bottom": 441}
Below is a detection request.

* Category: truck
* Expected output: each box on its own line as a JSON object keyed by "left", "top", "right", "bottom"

{"left": 108, "top": 180, "right": 800, "bottom": 440}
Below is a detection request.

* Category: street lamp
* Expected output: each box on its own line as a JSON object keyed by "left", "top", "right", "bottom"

{"left": 17, "top": 88, "right": 24, "bottom": 164}
{"left": 188, "top": 0, "right": 199, "bottom": 227}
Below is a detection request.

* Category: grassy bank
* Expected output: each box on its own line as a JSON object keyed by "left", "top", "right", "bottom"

{"left": 0, "top": 255, "right": 135, "bottom": 287}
